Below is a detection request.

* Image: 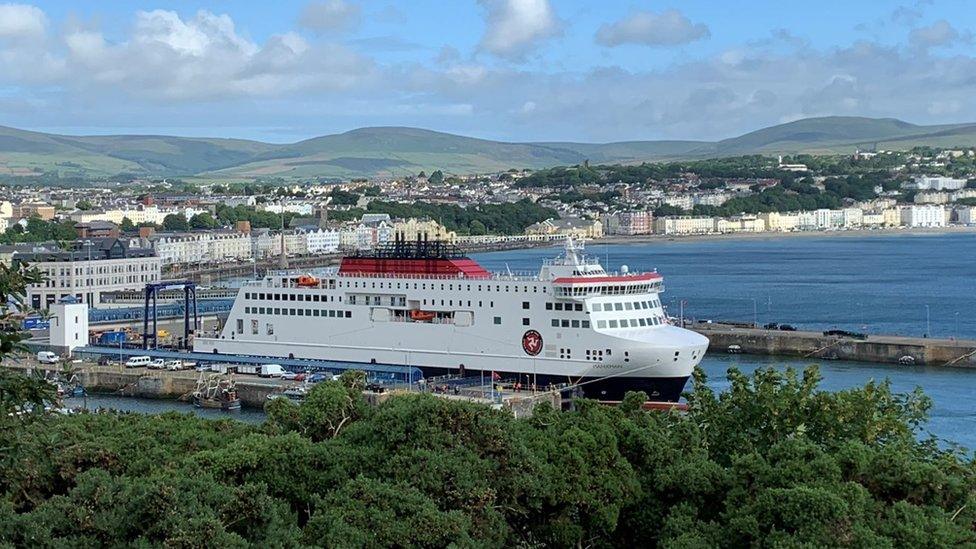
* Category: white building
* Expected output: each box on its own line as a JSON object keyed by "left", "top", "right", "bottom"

{"left": 954, "top": 206, "right": 976, "bottom": 226}
{"left": 302, "top": 228, "right": 341, "bottom": 254}
{"left": 900, "top": 205, "right": 946, "bottom": 228}
{"left": 905, "top": 176, "right": 968, "bottom": 191}
{"left": 14, "top": 238, "right": 161, "bottom": 309}
{"left": 653, "top": 216, "right": 715, "bottom": 235}
{"left": 135, "top": 231, "right": 253, "bottom": 265}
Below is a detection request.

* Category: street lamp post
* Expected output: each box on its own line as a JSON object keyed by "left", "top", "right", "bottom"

{"left": 752, "top": 298, "right": 758, "bottom": 328}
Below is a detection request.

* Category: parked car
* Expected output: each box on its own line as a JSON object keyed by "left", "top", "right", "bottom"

{"left": 779, "top": 324, "right": 797, "bottom": 331}
{"left": 147, "top": 358, "right": 166, "bottom": 369}
{"left": 36, "top": 351, "right": 59, "bottom": 364}
{"left": 97, "top": 355, "right": 112, "bottom": 366}
{"left": 125, "top": 356, "right": 152, "bottom": 368}
{"left": 763, "top": 323, "right": 779, "bottom": 330}
{"left": 164, "top": 360, "right": 184, "bottom": 371}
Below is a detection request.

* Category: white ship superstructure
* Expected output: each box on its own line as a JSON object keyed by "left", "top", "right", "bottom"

{"left": 195, "top": 237, "right": 708, "bottom": 401}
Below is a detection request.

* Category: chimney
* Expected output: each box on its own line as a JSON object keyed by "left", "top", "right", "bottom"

{"left": 139, "top": 226, "right": 155, "bottom": 239}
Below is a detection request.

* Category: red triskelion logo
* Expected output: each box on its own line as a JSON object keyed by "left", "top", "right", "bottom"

{"left": 522, "top": 330, "right": 543, "bottom": 356}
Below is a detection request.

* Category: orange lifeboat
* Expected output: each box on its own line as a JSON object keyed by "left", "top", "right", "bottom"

{"left": 409, "top": 310, "right": 436, "bottom": 322}
{"left": 296, "top": 275, "right": 320, "bottom": 288}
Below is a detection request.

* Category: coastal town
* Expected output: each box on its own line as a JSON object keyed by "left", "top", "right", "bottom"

{"left": 1, "top": 147, "right": 975, "bottom": 310}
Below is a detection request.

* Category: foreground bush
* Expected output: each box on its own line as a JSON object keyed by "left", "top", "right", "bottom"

{"left": 1, "top": 366, "right": 973, "bottom": 547}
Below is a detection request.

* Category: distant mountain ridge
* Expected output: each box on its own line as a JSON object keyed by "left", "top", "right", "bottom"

{"left": 1, "top": 116, "right": 975, "bottom": 179}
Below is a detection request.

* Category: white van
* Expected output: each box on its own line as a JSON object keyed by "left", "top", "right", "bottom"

{"left": 36, "top": 351, "right": 59, "bottom": 364}
{"left": 260, "top": 364, "right": 285, "bottom": 378}
{"left": 147, "top": 358, "right": 166, "bottom": 369}
{"left": 125, "top": 356, "right": 152, "bottom": 368}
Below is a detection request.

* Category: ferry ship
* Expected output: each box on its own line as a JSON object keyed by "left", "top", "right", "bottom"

{"left": 194, "top": 236, "right": 709, "bottom": 402}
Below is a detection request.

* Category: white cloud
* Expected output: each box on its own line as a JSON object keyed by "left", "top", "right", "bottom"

{"left": 3, "top": 5, "right": 976, "bottom": 143}
{"left": 0, "top": 3, "right": 46, "bottom": 39}
{"left": 299, "top": 0, "right": 361, "bottom": 33}
{"left": 478, "top": 0, "right": 560, "bottom": 60}
{"left": 909, "top": 20, "right": 970, "bottom": 49}
{"left": 596, "top": 9, "right": 710, "bottom": 47}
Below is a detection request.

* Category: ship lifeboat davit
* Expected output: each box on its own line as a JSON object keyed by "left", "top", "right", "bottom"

{"left": 410, "top": 310, "right": 436, "bottom": 322}
{"left": 296, "top": 275, "right": 320, "bottom": 288}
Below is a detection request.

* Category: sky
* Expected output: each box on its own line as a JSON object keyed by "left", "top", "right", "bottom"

{"left": 0, "top": 0, "right": 974, "bottom": 143}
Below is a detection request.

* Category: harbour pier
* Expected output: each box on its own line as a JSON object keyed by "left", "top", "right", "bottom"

{"left": 690, "top": 322, "right": 976, "bottom": 368}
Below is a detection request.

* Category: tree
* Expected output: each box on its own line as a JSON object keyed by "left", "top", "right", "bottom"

{"left": 189, "top": 212, "right": 218, "bottom": 230}
{"left": 468, "top": 219, "right": 487, "bottom": 235}
{"left": 428, "top": 170, "right": 444, "bottom": 185}
{"left": 162, "top": 214, "right": 189, "bottom": 231}
{"left": 119, "top": 217, "right": 135, "bottom": 233}
{"left": 75, "top": 200, "right": 93, "bottom": 211}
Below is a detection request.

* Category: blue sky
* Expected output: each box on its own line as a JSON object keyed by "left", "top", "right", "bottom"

{"left": 1, "top": 0, "right": 974, "bottom": 143}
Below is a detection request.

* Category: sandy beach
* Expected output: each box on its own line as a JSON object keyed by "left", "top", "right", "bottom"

{"left": 590, "top": 225, "right": 976, "bottom": 246}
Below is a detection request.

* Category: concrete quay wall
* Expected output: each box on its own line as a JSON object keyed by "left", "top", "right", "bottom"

{"left": 692, "top": 324, "right": 976, "bottom": 368}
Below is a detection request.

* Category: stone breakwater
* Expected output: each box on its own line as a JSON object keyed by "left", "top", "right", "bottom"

{"left": 691, "top": 323, "right": 976, "bottom": 367}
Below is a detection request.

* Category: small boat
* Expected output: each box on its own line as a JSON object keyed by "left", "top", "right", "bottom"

{"left": 727, "top": 344, "right": 742, "bottom": 354}
{"left": 192, "top": 374, "right": 241, "bottom": 411}
{"left": 296, "top": 275, "right": 320, "bottom": 288}
{"left": 409, "top": 310, "right": 436, "bottom": 322}
{"left": 268, "top": 385, "right": 310, "bottom": 403}
{"left": 898, "top": 355, "right": 916, "bottom": 365}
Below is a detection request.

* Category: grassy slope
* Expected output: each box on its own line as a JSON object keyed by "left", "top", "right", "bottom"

{"left": 2, "top": 117, "right": 976, "bottom": 179}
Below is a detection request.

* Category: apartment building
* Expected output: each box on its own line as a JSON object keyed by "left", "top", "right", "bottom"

{"left": 13, "top": 238, "right": 160, "bottom": 309}
{"left": 653, "top": 216, "right": 715, "bottom": 235}
{"left": 900, "top": 205, "right": 947, "bottom": 227}
{"left": 133, "top": 230, "right": 253, "bottom": 265}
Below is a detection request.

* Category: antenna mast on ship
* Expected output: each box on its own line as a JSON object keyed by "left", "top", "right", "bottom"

{"left": 278, "top": 197, "right": 289, "bottom": 270}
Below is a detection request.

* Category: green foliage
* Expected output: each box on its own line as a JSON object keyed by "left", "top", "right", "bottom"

{"left": 328, "top": 188, "right": 360, "bottom": 206}
{"left": 0, "top": 218, "right": 77, "bottom": 244}
{"left": 189, "top": 212, "right": 218, "bottom": 230}
{"left": 75, "top": 199, "right": 93, "bottom": 210}
{"left": 364, "top": 198, "right": 558, "bottom": 235}
{"left": 1, "top": 364, "right": 974, "bottom": 546}
{"left": 428, "top": 169, "right": 444, "bottom": 185}
{"left": 119, "top": 217, "right": 135, "bottom": 233}
{"left": 161, "top": 213, "right": 189, "bottom": 231}
{"left": 213, "top": 204, "right": 295, "bottom": 230}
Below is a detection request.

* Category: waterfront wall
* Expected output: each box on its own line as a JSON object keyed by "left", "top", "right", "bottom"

{"left": 693, "top": 324, "right": 976, "bottom": 367}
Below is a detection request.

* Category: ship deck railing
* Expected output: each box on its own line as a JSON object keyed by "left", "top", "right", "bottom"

{"left": 243, "top": 269, "right": 660, "bottom": 289}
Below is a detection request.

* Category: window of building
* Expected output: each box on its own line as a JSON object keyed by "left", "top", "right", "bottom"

{"left": 522, "top": 301, "right": 529, "bottom": 309}
{"left": 551, "top": 319, "right": 559, "bottom": 327}
{"left": 609, "top": 320, "right": 618, "bottom": 328}
{"left": 493, "top": 316, "right": 501, "bottom": 325}
{"left": 582, "top": 320, "right": 590, "bottom": 328}
{"left": 522, "top": 318, "right": 530, "bottom": 326}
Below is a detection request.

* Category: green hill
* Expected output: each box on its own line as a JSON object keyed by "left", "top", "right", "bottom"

{"left": 700, "top": 116, "right": 976, "bottom": 156}
{"left": 1, "top": 116, "right": 975, "bottom": 179}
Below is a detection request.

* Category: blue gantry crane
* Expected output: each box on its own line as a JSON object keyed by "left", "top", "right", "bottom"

{"left": 142, "top": 281, "right": 199, "bottom": 350}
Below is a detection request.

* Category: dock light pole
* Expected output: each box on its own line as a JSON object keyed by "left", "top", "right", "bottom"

{"left": 752, "top": 298, "right": 758, "bottom": 328}
{"left": 955, "top": 312, "right": 960, "bottom": 338}
{"left": 925, "top": 305, "right": 931, "bottom": 338}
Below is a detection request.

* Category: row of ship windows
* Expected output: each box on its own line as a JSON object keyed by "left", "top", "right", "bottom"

{"left": 544, "top": 302, "right": 585, "bottom": 311}
{"left": 344, "top": 280, "right": 547, "bottom": 294}
{"left": 591, "top": 299, "right": 661, "bottom": 312}
{"left": 243, "top": 306, "right": 352, "bottom": 318}
{"left": 549, "top": 319, "right": 592, "bottom": 329}
{"left": 554, "top": 283, "right": 660, "bottom": 297}
{"left": 245, "top": 292, "right": 340, "bottom": 303}
{"left": 597, "top": 317, "right": 665, "bottom": 329}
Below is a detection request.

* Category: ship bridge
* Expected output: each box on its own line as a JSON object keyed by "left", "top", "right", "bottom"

{"left": 543, "top": 237, "right": 664, "bottom": 299}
